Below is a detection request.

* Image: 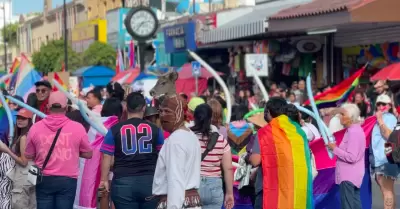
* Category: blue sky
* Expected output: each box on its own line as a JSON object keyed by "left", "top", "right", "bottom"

{"left": 13, "top": 0, "right": 72, "bottom": 15}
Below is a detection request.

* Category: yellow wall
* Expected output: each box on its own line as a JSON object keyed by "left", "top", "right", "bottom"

{"left": 72, "top": 18, "right": 107, "bottom": 43}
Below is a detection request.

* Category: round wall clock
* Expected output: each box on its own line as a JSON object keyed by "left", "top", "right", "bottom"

{"left": 124, "top": 7, "right": 159, "bottom": 41}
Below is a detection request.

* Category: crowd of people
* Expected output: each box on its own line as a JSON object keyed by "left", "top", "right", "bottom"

{"left": 0, "top": 76, "right": 399, "bottom": 209}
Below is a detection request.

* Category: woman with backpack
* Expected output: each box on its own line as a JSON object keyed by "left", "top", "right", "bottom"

{"left": 189, "top": 104, "right": 234, "bottom": 209}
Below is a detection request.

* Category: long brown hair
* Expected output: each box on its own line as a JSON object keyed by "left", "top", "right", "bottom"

{"left": 208, "top": 99, "right": 223, "bottom": 127}
{"left": 12, "top": 118, "right": 33, "bottom": 155}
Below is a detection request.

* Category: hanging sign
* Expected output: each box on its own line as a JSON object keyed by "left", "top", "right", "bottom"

{"left": 163, "top": 21, "right": 197, "bottom": 53}
{"left": 245, "top": 54, "right": 269, "bottom": 77}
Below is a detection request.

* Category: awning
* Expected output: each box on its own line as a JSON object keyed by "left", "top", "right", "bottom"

{"left": 268, "top": 0, "right": 400, "bottom": 32}
{"left": 201, "top": 0, "right": 311, "bottom": 44}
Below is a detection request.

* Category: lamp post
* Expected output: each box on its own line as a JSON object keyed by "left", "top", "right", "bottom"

{"left": 63, "top": 0, "right": 68, "bottom": 71}
{"left": 1, "top": 2, "right": 7, "bottom": 72}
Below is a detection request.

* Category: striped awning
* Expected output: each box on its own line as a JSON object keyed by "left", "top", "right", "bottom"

{"left": 201, "top": 0, "right": 313, "bottom": 44}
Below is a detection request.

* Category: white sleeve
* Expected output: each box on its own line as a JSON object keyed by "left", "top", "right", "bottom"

{"left": 166, "top": 142, "right": 186, "bottom": 209}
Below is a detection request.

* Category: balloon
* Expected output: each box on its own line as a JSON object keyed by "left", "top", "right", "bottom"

{"left": 188, "top": 50, "right": 232, "bottom": 124}
{"left": 306, "top": 75, "right": 334, "bottom": 159}
{"left": 244, "top": 109, "right": 264, "bottom": 120}
{"left": 52, "top": 79, "right": 106, "bottom": 135}
{"left": 6, "top": 96, "right": 46, "bottom": 119}
{"left": 77, "top": 100, "right": 107, "bottom": 136}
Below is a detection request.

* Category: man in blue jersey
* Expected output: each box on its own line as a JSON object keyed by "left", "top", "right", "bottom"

{"left": 100, "top": 92, "right": 164, "bottom": 209}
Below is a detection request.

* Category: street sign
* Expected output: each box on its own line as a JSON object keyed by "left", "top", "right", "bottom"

{"left": 191, "top": 61, "right": 201, "bottom": 77}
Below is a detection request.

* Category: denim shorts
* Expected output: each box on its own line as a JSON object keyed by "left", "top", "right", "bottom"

{"left": 372, "top": 163, "right": 400, "bottom": 179}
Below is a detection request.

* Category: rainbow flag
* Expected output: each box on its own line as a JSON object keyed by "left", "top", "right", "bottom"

{"left": 304, "top": 68, "right": 365, "bottom": 108}
{"left": 258, "top": 115, "right": 313, "bottom": 209}
{"left": 15, "top": 55, "right": 42, "bottom": 100}
{"left": 310, "top": 116, "right": 375, "bottom": 209}
{"left": 6, "top": 58, "right": 21, "bottom": 89}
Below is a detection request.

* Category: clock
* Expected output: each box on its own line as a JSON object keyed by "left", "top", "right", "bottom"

{"left": 125, "top": 7, "right": 159, "bottom": 41}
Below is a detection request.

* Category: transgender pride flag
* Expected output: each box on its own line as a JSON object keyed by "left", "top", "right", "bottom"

{"left": 310, "top": 116, "right": 376, "bottom": 209}
{"left": 15, "top": 55, "right": 42, "bottom": 100}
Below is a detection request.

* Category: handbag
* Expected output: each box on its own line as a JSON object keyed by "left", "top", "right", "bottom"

{"left": 28, "top": 128, "right": 62, "bottom": 185}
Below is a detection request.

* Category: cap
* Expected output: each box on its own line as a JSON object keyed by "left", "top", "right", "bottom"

{"left": 376, "top": 94, "right": 392, "bottom": 104}
{"left": 48, "top": 91, "right": 68, "bottom": 108}
{"left": 35, "top": 80, "right": 52, "bottom": 89}
{"left": 144, "top": 106, "right": 159, "bottom": 118}
{"left": 188, "top": 97, "right": 205, "bottom": 111}
{"left": 17, "top": 108, "right": 33, "bottom": 119}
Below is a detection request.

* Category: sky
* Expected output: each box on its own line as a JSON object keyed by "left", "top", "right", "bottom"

{"left": 13, "top": 0, "right": 72, "bottom": 15}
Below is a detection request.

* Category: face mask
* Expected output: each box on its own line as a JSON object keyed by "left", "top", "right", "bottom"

{"left": 160, "top": 96, "right": 185, "bottom": 133}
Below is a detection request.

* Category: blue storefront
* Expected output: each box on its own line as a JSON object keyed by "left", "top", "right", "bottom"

{"left": 163, "top": 21, "right": 197, "bottom": 67}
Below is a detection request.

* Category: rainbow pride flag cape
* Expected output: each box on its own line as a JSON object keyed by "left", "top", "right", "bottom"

{"left": 304, "top": 68, "right": 365, "bottom": 108}
{"left": 310, "top": 116, "right": 375, "bottom": 209}
{"left": 258, "top": 115, "right": 313, "bottom": 209}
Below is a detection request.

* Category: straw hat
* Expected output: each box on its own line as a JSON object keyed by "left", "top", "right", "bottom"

{"left": 247, "top": 113, "right": 267, "bottom": 128}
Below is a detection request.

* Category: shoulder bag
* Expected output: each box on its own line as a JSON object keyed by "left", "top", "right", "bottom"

{"left": 201, "top": 132, "right": 220, "bottom": 161}
{"left": 28, "top": 128, "right": 62, "bottom": 185}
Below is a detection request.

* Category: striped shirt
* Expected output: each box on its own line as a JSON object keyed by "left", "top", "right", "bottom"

{"left": 197, "top": 133, "right": 230, "bottom": 177}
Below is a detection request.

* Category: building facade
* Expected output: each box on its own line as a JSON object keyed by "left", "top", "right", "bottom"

{"left": 71, "top": 18, "right": 107, "bottom": 52}
{"left": 86, "top": 0, "right": 122, "bottom": 20}
{"left": 17, "top": 0, "right": 86, "bottom": 57}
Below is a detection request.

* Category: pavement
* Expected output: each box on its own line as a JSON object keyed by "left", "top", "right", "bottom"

{"left": 372, "top": 179, "right": 400, "bottom": 209}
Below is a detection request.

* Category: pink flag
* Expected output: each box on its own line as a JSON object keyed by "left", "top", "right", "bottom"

{"left": 74, "top": 116, "right": 119, "bottom": 209}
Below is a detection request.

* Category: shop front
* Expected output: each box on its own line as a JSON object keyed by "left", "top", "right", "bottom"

{"left": 71, "top": 19, "right": 107, "bottom": 53}
{"left": 268, "top": 0, "right": 400, "bottom": 84}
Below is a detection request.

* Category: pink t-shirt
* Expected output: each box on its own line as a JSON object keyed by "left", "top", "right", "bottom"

{"left": 25, "top": 114, "right": 92, "bottom": 178}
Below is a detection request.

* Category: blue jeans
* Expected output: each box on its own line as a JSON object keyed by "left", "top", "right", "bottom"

{"left": 35, "top": 176, "right": 77, "bottom": 209}
{"left": 111, "top": 175, "right": 157, "bottom": 209}
{"left": 254, "top": 191, "right": 262, "bottom": 209}
{"left": 199, "top": 176, "right": 224, "bottom": 209}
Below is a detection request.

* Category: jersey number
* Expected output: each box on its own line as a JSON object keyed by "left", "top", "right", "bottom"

{"left": 120, "top": 124, "right": 153, "bottom": 155}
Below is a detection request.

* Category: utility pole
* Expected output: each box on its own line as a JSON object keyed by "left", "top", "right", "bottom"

{"left": 2, "top": 2, "right": 6, "bottom": 72}
{"left": 63, "top": 0, "right": 68, "bottom": 71}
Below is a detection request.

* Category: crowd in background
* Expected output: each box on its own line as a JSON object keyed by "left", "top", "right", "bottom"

{"left": 0, "top": 76, "right": 399, "bottom": 209}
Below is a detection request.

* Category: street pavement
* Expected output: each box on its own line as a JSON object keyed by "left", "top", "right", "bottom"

{"left": 372, "top": 178, "right": 400, "bottom": 209}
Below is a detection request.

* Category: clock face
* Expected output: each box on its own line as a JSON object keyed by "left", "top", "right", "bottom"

{"left": 130, "top": 10, "right": 157, "bottom": 38}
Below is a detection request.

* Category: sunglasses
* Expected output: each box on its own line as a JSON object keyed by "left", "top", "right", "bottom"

{"left": 376, "top": 102, "right": 388, "bottom": 107}
{"left": 36, "top": 88, "right": 48, "bottom": 94}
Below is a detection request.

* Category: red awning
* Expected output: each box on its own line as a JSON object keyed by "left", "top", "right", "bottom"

{"left": 270, "top": 0, "right": 374, "bottom": 20}
{"left": 371, "top": 63, "right": 400, "bottom": 81}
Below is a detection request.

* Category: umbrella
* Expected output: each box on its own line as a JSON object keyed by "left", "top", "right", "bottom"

{"left": 178, "top": 63, "right": 223, "bottom": 79}
{"left": 371, "top": 62, "right": 400, "bottom": 81}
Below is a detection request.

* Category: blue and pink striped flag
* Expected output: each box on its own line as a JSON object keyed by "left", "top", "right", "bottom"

{"left": 310, "top": 116, "right": 376, "bottom": 209}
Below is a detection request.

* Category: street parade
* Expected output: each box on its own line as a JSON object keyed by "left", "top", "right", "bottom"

{"left": 2, "top": 0, "right": 400, "bottom": 208}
